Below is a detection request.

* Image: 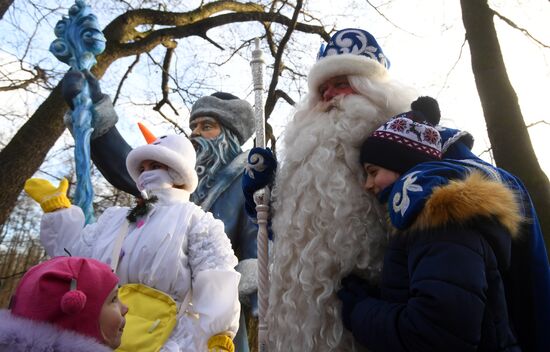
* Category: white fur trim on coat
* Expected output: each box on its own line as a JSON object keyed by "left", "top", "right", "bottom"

{"left": 308, "top": 53, "right": 390, "bottom": 101}
{"left": 0, "top": 310, "right": 112, "bottom": 352}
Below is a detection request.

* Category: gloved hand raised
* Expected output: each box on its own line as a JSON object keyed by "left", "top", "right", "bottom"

{"left": 62, "top": 69, "right": 103, "bottom": 110}
{"left": 61, "top": 69, "right": 119, "bottom": 139}
{"left": 24, "top": 178, "right": 71, "bottom": 213}
{"left": 242, "top": 147, "right": 276, "bottom": 219}
{"left": 207, "top": 334, "right": 234, "bottom": 352}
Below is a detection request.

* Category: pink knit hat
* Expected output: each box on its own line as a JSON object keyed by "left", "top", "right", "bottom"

{"left": 10, "top": 256, "right": 119, "bottom": 343}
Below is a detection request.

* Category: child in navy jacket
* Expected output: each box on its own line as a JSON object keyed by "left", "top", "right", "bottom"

{"left": 338, "top": 101, "right": 522, "bottom": 352}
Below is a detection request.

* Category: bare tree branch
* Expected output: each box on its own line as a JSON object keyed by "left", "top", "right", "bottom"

{"left": 153, "top": 45, "right": 179, "bottom": 115}
{"left": 437, "top": 36, "right": 467, "bottom": 97}
{"left": 215, "top": 37, "right": 254, "bottom": 66}
{"left": 263, "top": 24, "right": 277, "bottom": 57}
{"left": 491, "top": 8, "right": 550, "bottom": 49}
{"left": 265, "top": 0, "right": 303, "bottom": 118}
{"left": 154, "top": 108, "right": 187, "bottom": 136}
{"left": 364, "top": 0, "right": 419, "bottom": 36}
{"left": 0, "top": 270, "right": 26, "bottom": 280}
{"left": 527, "top": 120, "right": 550, "bottom": 128}
{"left": 199, "top": 33, "right": 225, "bottom": 50}
{"left": 113, "top": 54, "right": 141, "bottom": 106}
{"left": 98, "top": 11, "right": 329, "bottom": 70}
{"left": 274, "top": 88, "right": 296, "bottom": 106}
{"left": 283, "top": 65, "right": 307, "bottom": 79}
{"left": 103, "top": 1, "right": 265, "bottom": 44}
{"left": 0, "top": 66, "right": 46, "bottom": 91}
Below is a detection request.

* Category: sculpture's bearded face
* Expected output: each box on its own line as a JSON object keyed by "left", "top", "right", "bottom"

{"left": 190, "top": 126, "right": 241, "bottom": 205}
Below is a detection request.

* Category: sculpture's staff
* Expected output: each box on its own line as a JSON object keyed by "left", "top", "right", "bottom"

{"left": 250, "top": 37, "right": 270, "bottom": 352}
{"left": 49, "top": 0, "right": 106, "bottom": 224}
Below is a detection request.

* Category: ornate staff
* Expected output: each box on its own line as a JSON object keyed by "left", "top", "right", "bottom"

{"left": 49, "top": 0, "right": 106, "bottom": 224}
{"left": 250, "top": 37, "right": 270, "bottom": 352}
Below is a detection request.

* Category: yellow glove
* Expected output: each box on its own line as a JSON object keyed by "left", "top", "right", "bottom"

{"left": 24, "top": 178, "right": 71, "bottom": 213}
{"left": 207, "top": 334, "right": 234, "bottom": 352}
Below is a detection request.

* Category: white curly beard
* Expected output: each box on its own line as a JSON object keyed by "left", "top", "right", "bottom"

{"left": 267, "top": 90, "right": 413, "bottom": 351}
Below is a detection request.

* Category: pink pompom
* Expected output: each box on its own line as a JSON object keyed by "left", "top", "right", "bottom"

{"left": 60, "top": 290, "right": 87, "bottom": 315}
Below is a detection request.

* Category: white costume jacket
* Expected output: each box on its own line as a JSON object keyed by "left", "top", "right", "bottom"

{"left": 40, "top": 188, "right": 240, "bottom": 352}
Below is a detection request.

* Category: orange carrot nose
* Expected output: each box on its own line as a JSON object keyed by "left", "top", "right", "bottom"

{"left": 138, "top": 122, "right": 157, "bottom": 144}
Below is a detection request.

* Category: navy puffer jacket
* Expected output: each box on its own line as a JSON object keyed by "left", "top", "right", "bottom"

{"left": 347, "top": 171, "right": 522, "bottom": 352}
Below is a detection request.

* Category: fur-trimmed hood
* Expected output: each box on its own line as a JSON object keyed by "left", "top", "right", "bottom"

{"left": 384, "top": 167, "right": 524, "bottom": 272}
{"left": 384, "top": 162, "right": 523, "bottom": 238}
{"left": 410, "top": 171, "right": 522, "bottom": 236}
{"left": 0, "top": 310, "right": 112, "bottom": 352}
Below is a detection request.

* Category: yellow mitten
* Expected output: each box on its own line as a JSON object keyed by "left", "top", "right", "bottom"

{"left": 24, "top": 178, "right": 71, "bottom": 213}
{"left": 207, "top": 334, "right": 234, "bottom": 352}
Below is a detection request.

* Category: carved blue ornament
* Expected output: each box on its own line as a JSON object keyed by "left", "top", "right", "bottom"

{"left": 50, "top": 0, "right": 105, "bottom": 70}
{"left": 49, "top": 0, "right": 105, "bottom": 224}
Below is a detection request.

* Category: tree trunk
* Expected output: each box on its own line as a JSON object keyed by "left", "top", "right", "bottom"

{"left": 460, "top": 0, "right": 550, "bottom": 249}
{"left": 0, "top": 84, "right": 66, "bottom": 226}
{"left": 0, "top": 0, "right": 14, "bottom": 20}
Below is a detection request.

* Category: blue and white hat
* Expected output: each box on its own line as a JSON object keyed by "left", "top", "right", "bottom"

{"left": 308, "top": 28, "right": 391, "bottom": 98}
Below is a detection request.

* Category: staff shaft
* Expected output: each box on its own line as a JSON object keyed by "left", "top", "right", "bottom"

{"left": 250, "top": 37, "right": 270, "bottom": 352}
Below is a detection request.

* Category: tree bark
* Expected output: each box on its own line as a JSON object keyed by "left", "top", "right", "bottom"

{"left": 460, "top": 0, "right": 550, "bottom": 248}
{"left": 0, "top": 85, "right": 66, "bottom": 226}
{"left": 0, "top": 0, "right": 14, "bottom": 20}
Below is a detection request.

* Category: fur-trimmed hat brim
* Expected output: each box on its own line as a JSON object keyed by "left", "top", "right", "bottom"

{"left": 190, "top": 95, "right": 254, "bottom": 145}
{"left": 308, "top": 54, "right": 389, "bottom": 101}
{"left": 126, "top": 142, "right": 198, "bottom": 193}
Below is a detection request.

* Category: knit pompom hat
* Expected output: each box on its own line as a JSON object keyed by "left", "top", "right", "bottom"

{"left": 360, "top": 97, "right": 442, "bottom": 174}
{"left": 126, "top": 134, "right": 198, "bottom": 193}
{"left": 190, "top": 92, "right": 254, "bottom": 145}
{"left": 10, "top": 256, "right": 119, "bottom": 344}
{"left": 308, "top": 28, "right": 391, "bottom": 101}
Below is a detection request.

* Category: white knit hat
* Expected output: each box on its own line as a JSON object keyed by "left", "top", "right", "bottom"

{"left": 126, "top": 134, "right": 198, "bottom": 193}
{"left": 308, "top": 28, "right": 391, "bottom": 101}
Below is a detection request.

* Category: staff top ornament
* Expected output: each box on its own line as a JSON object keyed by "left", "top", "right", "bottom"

{"left": 49, "top": 0, "right": 106, "bottom": 70}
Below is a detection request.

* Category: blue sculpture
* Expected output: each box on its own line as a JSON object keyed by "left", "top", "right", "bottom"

{"left": 49, "top": 0, "right": 106, "bottom": 223}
